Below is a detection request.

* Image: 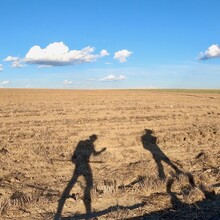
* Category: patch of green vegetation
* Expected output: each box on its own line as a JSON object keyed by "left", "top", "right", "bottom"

{"left": 151, "top": 89, "right": 220, "bottom": 94}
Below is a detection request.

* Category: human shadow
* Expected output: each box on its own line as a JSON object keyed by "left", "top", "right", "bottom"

{"left": 141, "top": 129, "right": 182, "bottom": 180}
{"left": 119, "top": 129, "right": 195, "bottom": 190}
{"left": 54, "top": 134, "right": 106, "bottom": 220}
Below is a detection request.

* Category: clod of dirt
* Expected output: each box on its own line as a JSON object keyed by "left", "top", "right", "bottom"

{"left": 195, "top": 152, "right": 205, "bottom": 159}
{"left": 0, "top": 148, "right": 8, "bottom": 155}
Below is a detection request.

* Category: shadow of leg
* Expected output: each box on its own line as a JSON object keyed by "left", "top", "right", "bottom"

{"left": 83, "top": 172, "right": 93, "bottom": 216}
{"left": 54, "top": 173, "right": 78, "bottom": 220}
{"left": 155, "top": 158, "right": 166, "bottom": 179}
{"left": 185, "top": 172, "right": 196, "bottom": 187}
{"left": 163, "top": 157, "right": 182, "bottom": 176}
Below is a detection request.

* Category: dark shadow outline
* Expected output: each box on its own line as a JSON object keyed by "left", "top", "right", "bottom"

{"left": 141, "top": 129, "right": 182, "bottom": 179}
{"left": 54, "top": 135, "right": 106, "bottom": 220}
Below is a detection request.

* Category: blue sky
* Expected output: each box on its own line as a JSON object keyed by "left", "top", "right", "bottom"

{"left": 0, "top": 0, "right": 220, "bottom": 89}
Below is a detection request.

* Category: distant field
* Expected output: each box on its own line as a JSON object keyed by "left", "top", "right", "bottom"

{"left": 0, "top": 89, "right": 219, "bottom": 219}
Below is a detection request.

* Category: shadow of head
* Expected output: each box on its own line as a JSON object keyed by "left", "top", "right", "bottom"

{"left": 89, "top": 134, "right": 98, "bottom": 142}
{"left": 142, "top": 129, "right": 157, "bottom": 145}
{"left": 144, "top": 129, "right": 153, "bottom": 135}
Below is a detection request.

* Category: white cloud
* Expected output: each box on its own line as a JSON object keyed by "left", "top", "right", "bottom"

{"left": 63, "top": 79, "right": 73, "bottom": 85}
{"left": 199, "top": 44, "right": 220, "bottom": 60}
{"left": 114, "top": 49, "right": 132, "bottom": 63}
{"left": 11, "top": 60, "right": 23, "bottom": 68}
{"left": 4, "top": 56, "right": 18, "bottom": 62}
{"left": 100, "top": 49, "right": 109, "bottom": 57}
{"left": 0, "top": 64, "right": 3, "bottom": 72}
{"left": 24, "top": 42, "right": 109, "bottom": 66}
{"left": 99, "top": 74, "right": 126, "bottom": 82}
{"left": 4, "top": 56, "right": 23, "bottom": 68}
{"left": 0, "top": 80, "right": 9, "bottom": 85}
{"left": 4, "top": 42, "right": 109, "bottom": 67}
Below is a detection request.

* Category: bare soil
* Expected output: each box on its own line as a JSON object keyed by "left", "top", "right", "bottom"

{"left": 0, "top": 89, "right": 219, "bottom": 219}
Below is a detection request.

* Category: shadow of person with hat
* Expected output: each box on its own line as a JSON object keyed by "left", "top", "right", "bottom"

{"left": 141, "top": 129, "right": 182, "bottom": 179}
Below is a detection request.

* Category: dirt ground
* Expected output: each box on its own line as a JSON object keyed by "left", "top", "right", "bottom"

{"left": 0, "top": 89, "right": 219, "bottom": 220}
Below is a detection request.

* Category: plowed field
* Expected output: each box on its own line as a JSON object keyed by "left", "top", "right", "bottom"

{"left": 0, "top": 89, "right": 219, "bottom": 219}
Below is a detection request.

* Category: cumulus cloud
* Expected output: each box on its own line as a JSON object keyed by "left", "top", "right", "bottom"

{"left": 4, "top": 56, "right": 23, "bottom": 68}
{"left": 0, "top": 80, "right": 9, "bottom": 85}
{"left": 4, "top": 42, "right": 109, "bottom": 67}
{"left": 63, "top": 79, "right": 73, "bottom": 85}
{"left": 0, "top": 64, "right": 3, "bottom": 72}
{"left": 99, "top": 74, "right": 126, "bottom": 82}
{"left": 24, "top": 42, "right": 109, "bottom": 66}
{"left": 4, "top": 56, "right": 17, "bottom": 62}
{"left": 199, "top": 44, "right": 220, "bottom": 60}
{"left": 114, "top": 49, "right": 132, "bottom": 63}
{"left": 100, "top": 49, "right": 109, "bottom": 57}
